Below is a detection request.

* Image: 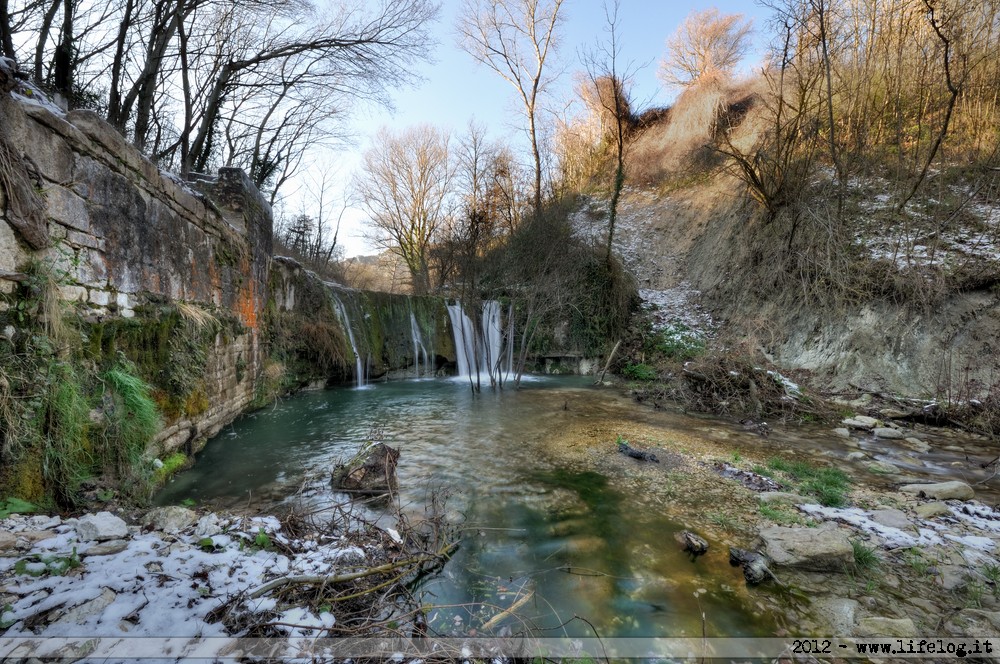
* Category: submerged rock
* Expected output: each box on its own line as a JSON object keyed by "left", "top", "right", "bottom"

{"left": 332, "top": 441, "right": 400, "bottom": 495}
{"left": 900, "top": 480, "right": 974, "bottom": 501}
{"left": 758, "top": 522, "right": 853, "bottom": 572}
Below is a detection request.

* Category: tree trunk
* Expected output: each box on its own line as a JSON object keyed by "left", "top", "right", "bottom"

{"left": 106, "top": 0, "right": 136, "bottom": 130}
{"left": 33, "top": 0, "right": 60, "bottom": 84}
{"left": 0, "top": 0, "right": 15, "bottom": 60}
{"left": 52, "top": 0, "right": 73, "bottom": 97}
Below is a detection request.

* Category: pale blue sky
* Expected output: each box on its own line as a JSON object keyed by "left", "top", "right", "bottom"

{"left": 304, "top": 0, "right": 774, "bottom": 257}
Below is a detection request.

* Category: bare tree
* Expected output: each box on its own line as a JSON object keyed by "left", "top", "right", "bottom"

{"left": 580, "top": 0, "right": 636, "bottom": 264}
{"left": 659, "top": 8, "right": 753, "bottom": 87}
{"left": 0, "top": 0, "right": 13, "bottom": 59}
{"left": 457, "top": 0, "right": 566, "bottom": 214}
{"left": 355, "top": 125, "right": 453, "bottom": 295}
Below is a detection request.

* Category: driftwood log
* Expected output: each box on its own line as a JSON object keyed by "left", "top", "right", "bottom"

{"left": 675, "top": 530, "right": 708, "bottom": 556}
{"left": 617, "top": 441, "right": 659, "bottom": 463}
{"left": 729, "top": 547, "right": 780, "bottom": 585}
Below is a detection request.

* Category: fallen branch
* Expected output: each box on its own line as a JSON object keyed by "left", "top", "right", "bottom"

{"left": 481, "top": 590, "right": 534, "bottom": 632}
{"left": 248, "top": 541, "right": 458, "bottom": 599}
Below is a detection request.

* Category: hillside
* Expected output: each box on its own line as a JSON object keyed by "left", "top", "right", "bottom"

{"left": 571, "top": 78, "right": 1000, "bottom": 429}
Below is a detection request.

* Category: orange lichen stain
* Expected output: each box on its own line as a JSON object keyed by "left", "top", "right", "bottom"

{"left": 237, "top": 281, "right": 258, "bottom": 329}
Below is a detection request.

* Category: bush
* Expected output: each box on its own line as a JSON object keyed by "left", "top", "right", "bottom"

{"left": 101, "top": 362, "right": 161, "bottom": 486}
{"left": 623, "top": 363, "right": 657, "bottom": 381}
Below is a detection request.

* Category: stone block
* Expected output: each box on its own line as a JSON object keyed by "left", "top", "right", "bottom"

{"left": 66, "top": 229, "right": 104, "bottom": 251}
{"left": 10, "top": 103, "right": 75, "bottom": 183}
{"left": 77, "top": 249, "right": 108, "bottom": 285}
{"left": 144, "top": 506, "right": 197, "bottom": 534}
{"left": 45, "top": 185, "right": 90, "bottom": 232}
{"left": 59, "top": 285, "right": 87, "bottom": 302}
{"left": 0, "top": 220, "right": 27, "bottom": 273}
{"left": 89, "top": 289, "right": 111, "bottom": 306}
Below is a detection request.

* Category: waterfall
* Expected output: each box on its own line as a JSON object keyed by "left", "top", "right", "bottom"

{"left": 409, "top": 310, "right": 430, "bottom": 377}
{"left": 447, "top": 301, "right": 513, "bottom": 381}
{"left": 331, "top": 294, "right": 367, "bottom": 387}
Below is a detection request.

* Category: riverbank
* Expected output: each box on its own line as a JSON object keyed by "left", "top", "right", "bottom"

{"left": 0, "top": 501, "right": 455, "bottom": 660}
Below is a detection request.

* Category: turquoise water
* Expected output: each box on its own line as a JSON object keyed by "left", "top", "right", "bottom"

{"left": 156, "top": 377, "right": 776, "bottom": 639}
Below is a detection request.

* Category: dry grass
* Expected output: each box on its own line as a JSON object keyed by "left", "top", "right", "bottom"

{"left": 176, "top": 302, "right": 219, "bottom": 329}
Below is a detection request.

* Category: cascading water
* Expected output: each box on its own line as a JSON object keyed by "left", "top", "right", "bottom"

{"left": 409, "top": 310, "right": 430, "bottom": 378}
{"left": 447, "top": 301, "right": 513, "bottom": 381}
{"left": 331, "top": 294, "right": 367, "bottom": 387}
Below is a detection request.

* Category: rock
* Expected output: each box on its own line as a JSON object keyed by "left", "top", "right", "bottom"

{"left": 938, "top": 565, "right": 968, "bottom": 591}
{"left": 193, "top": 514, "right": 222, "bottom": 538}
{"left": 903, "top": 437, "right": 931, "bottom": 453}
{"left": 812, "top": 597, "right": 859, "bottom": 636}
{"left": 873, "top": 427, "right": 905, "bottom": 439}
{"left": 53, "top": 588, "right": 117, "bottom": 626}
{"left": 915, "top": 502, "right": 950, "bottom": 519}
{"left": 846, "top": 451, "right": 867, "bottom": 461}
{"left": 855, "top": 616, "right": 917, "bottom": 638}
{"left": 331, "top": 442, "right": 400, "bottom": 495}
{"left": 900, "top": 481, "right": 974, "bottom": 501}
{"left": 758, "top": 522, "right": 853, "bottom": 572}
{"left": 870, "top": 509, "right": 912, "bottom": 531}
{"left": 144, "top": 506, "right": 196, "bottom": 534}
{"left": 758, "top": 492, "right": 807, "bottom": 505}
{"left": 75, "top": 512, "right": 128, "bottom": 541}
{"left": 842, "top": 416, "right": 879, "bottom": 430}
{"left": 833, "top": 428, "right": 851, "bottom": 439}
{"left": 618, "top": 441, "right": 659, "bottom": 463}
{"left": 0, "top": 531, "right": 17, "bottom": 552}
{"left": 676, "top": 530, "right": 708, "bottom": 555}
{"left": 867, "top": 460, "right": 898, "bottom": 474}
{"left": 944, "top": 609, "right": 1000, "bottom": 639}
{"left": 83, "top": 539, "right": 128, "bottom": 556}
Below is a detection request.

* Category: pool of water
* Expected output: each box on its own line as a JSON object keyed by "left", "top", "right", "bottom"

{"left": 156, "top": 377, "right": 778, "bottom": 639}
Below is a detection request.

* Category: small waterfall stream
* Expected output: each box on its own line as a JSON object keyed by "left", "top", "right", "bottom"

{"left": 447, "top": 300, "right": 513, "bottom": 382}
{"left": 331, "top": 294, "right": 367, "bottom": 387}
{"left": 409, "top": 310, "right": 430, "bottom": 377}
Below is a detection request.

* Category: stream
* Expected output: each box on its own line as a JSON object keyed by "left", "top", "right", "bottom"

{"left": 155, "top": 376, "right": 998, "bottom": 640}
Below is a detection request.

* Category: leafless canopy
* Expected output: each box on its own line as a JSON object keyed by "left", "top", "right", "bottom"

{"left": 355, "top": 125, "right": 453, "bottom": 295}
{"left": 456, "top": 0, "right": 566, "bottom": 214}
{"left": 659, "top": 8, "right": 754, "bottom": 87}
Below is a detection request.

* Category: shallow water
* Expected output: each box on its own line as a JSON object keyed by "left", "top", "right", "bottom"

{"left": 157, "top": 377, "right": 778, "bottom": 639}
{"left": 156, "top": 376, "right": 997, "bottom": 640}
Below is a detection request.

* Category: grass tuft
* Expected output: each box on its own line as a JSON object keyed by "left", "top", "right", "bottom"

{"left": 101, "top": 362, "right": 161, "bottom": 488}
{"left": 851, "top": 539, "right": 881, "bottom": 571}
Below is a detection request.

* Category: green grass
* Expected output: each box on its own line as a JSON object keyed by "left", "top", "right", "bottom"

{"left": 759, "top": 504, "right": 809, "bottom": 526}
{"left": 0, "top": 497, "right": 38, "bottom": 519}
{"left": 651, "top": 323, "right": 706, "bottom": 360}
{"left": 708, "top": 511, "right": 739, "bottom": 532}
{"left": 766, "top": 457, "right": 851, "bottom": 507}
{"left": 43, "top": 362, "right": 91, "bottom": 506}
{"left": 851, "top": 539, "right": 881, "bottom": 571}
{"left": 101, "top": 363, "right": 161, "bottom": 479}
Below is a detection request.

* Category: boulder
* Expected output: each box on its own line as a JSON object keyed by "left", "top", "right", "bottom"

{"left": 758, "top": 522, "right": 853, "bottom": 572}
{"left": 900, "top": 481, "right": 974, "bottom": 501}
{"left": 0, "top": 531, "right": 16, "bottom": 552}
{"left": 832, "top": 428, "right": 851, "bottom": 439}
{"left": 914, "top": 502, "right": 950, "bottom": 519}
{"left": 194, "top": 514, "right": 223, "bottom": 538}
{"left": 854, "top": 616, "right": 917, "bottom": 638}
{"left": 144, "top": 506, "right": 197, "bottom": 534}
{"left": 842, "top": 416, "right": 879, "bottom": 430}
{"left": 873, "top": 427, "right": 905, "bottom": 439}
{"left": 75, "top": 512, "right": 128, "bottom": 541}
{"left": 676, "top": 530, "right": 708, "bottom": 555}
{"left": 332, "top": 442, "right": 400, "bottom": 495}
{"left": 758, "top": 492, "right": 807, "bottom": 505}
{"left": 870, "top": 509, "right": 911, "bottom": 530}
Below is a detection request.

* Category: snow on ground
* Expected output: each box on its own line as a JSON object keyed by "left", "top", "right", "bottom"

{"left": 571, "top": 194, "right": 717, "bottom": 338}
{"left": 0, "top": 511, "right": 369, "bottom": 648}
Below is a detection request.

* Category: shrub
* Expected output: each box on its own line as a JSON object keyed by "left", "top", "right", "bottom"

{"left": 623, "top": 363, "right": 657, "bottom": 381}
{"left": 100, "top": 362, "right": 161, "bottom": 485}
